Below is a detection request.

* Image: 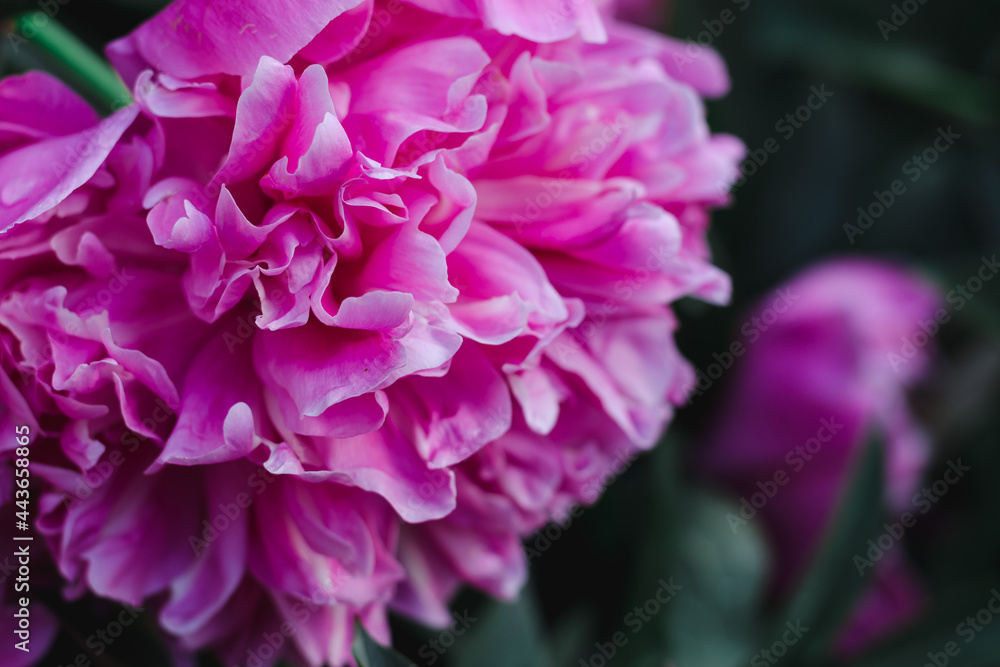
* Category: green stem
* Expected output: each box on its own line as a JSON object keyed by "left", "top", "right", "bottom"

{"left": 12, "top": 12, "right": 131, "bottom": 113}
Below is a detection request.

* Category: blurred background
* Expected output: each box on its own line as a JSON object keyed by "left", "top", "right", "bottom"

{"left": 2, "top": 0, "right": 999, "bottom": 665}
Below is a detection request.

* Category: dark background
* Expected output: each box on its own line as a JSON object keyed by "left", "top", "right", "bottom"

{"left": 2, "top": 0, "right": 999, "bottom": 665}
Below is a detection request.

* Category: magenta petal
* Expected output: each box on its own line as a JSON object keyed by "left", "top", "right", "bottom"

{"left": 277, "top": 391, "right": 388, "bottom": 438}
{"left": 250, "top": 478, "right": 401, "bottom": 605}
{"left": 283, "top": 482, "right": 376, "bottom": 576}
{"left": 405, "top": 0, "right": 607, "bottom": 42}
{"left": 153, "top": 336, "right": 261, "bottom": 470}
{"left": 262, "top": 113, "right": 353, "bottom": 197}
{"left": 306, "top": 424, "right": 457, "bottom": 523}
{"left": 297, "top": 0, "right": 374, "bottom": 63}
{"left": 392, "top": 527, "right": 460, "bottom": 627}
{"left": 0, "top": 366, "right": 38, "bottom": 442}
{"left": 341, "top": 37, "right": 490, "bottom": 162}
{"left": 0, "top": 71, "right": 98, "bottom": 143}
{"left": 214, "top": 56, "right": 297, "bottom": 186}
{"left": 422, "top": 520, "right": 526, "bottom": 599}
{"left": 393, "top": 344, "right": 513, "bottom": 469}
{"left": 0, "top": 103, "right": 138, "bottom": 232}
{"left": 160, "top": 467, "right": 249, "bottom": 636}
{"left": 80, "top": 467, "right": 201, "bottom": 606}
{"left": 379, "top": 310, "right": 463, "bottom": 385}
{"left": 254, "top": 323, "right": 405, "bottom": 417}
{"left": 323, "top": 291, "right": 414, "bottom": 331}
{"left": 360, "top": 225, "right": 459, "bottom": 303}
{"left": 214, "top": 186, "right": 270, "bottom": 257}
{"left": 605, "top": 23, "right": 732, "bottom": 98}
{"left": 508, "top": 366, "right": 565, "bottom": 435}
{"left": 100, "top": 328, "right": 181, "bottom": 408}
{"left": 480, "top": 0, "right": 606, "bottom": 42}
{"left": 119, "top": 0, "right": 367, "bottom": 79}
{"left": 60, "top": 420, "right": 106, "bottom": 471}
{"left": 835, "top": 551, "right": 926, "bottom": 657}
{"left": 261, "top": 65, "right": 353, "bottom": 197}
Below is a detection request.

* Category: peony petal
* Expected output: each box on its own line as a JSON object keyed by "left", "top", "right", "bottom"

{"left": 116, "top": 0, "right": 367, "bottom": 79}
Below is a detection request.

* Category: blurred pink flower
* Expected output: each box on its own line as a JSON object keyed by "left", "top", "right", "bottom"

{"left": 700, "top": 258, "right": 941, "bottom": 655}
{"left": 0, "top": 0, "right": 741, "bottom": 663}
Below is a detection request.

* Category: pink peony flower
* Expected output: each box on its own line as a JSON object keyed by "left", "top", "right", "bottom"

{"left": 699, "top": 258, "right": 940, "bottom": 655}
{"left": 0, "top": 0, "right": 741, "bottom": 663}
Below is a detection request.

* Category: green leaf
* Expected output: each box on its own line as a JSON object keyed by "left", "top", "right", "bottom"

{"left": 605, "top": 436, "right": 768, "bottom": 667}
{"left": 845, "top": 580, "right": 1000, "bottom": 667}
{"left": 920, "top": 257, "right": 1000, "bottom": 345}
{"left": 353, "top": 622, "right": 416, "bottom": 667}
{"left": 767, "top": 437, "right": 885, "bottom": 662}
{"left": 665, "top": 491, "right": 770, "bottom": 667}
{"left": 10, "top": 12, "right": 131, "bottom": 114}
{"left": 549, "top": 609, "right": 596, "bottom": 667}
{"left": 756, "top": 14, "right": 999, "bottom": 125}
{"left": 452, "top": 588, "right": 551, "bottom": 667}
{"left": 610, "top": 435, "right": 682, "bottom": 663}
